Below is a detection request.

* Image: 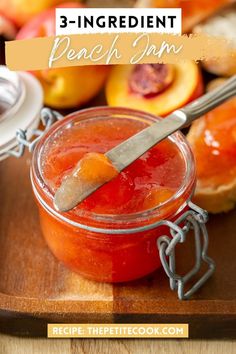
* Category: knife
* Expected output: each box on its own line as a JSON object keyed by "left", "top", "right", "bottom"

{"left": 54, "top": 75, "right": 236, "bottom": 212}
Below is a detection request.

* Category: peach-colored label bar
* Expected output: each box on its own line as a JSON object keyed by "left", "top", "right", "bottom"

{"left": 6, "top": 33, "right": 231, "bottom": 71}
{"left": 48, "top": 323, "right": 189, "bottom": 338}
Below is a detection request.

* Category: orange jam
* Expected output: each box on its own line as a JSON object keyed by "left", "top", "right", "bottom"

{"left": 75, "top": 152, "right": 118, "bottom": 184}
{"left": 53, "top": 152, "right": 119, "bottom": 212}
{"left": 42, "top": 118, "right": 185, "bottom": 215}
{"left": 191, "top": 98, "right": 236, "bottom": 188}
{"left": 32, "top": 107, "right": 195, "bottom": 282}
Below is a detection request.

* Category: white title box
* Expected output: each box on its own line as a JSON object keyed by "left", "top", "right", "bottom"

{"left": 55, "top": 8, "right": 182, "bottom": 35}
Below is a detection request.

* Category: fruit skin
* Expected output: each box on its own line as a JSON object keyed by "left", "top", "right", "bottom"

{"left": 0, "top": 0, "right": 82, "bottom": 28}
{"left": 16, "top": 2, "right": 109, "bottom": 109}
{"left": 32, "top": 65, "right": 109, "bottom": 109}
{"left": 0, "top": 14, "right": 17, "bottom": 39}
{"left": 106, "top": 62, "right": 203, "bottom": 117}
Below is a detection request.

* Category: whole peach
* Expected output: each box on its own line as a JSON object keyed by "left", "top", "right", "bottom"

{"left": 16, "top": 3, "right": 109, "bottom": 109}
{"left": 33, "top": 66, "right": 109, "bottom": 109}
{"left": 0, "top": 0, "right": 82, "bottom": 28}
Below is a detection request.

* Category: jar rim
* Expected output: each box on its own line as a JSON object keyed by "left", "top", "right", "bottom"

{"left": 31, "top": 106, "right": 196, "bottom": 230}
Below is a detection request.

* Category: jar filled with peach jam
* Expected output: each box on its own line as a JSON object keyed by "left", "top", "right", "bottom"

{"left": 31, "top": 107, "right": 214, "bottom": 299}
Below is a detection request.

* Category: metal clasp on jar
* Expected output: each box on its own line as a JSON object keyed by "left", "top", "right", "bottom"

{"left": 157, "top": 201, "right": 215, "bottom": 300}
{"left": 6, "top": 107, "right": 215, "bottom": 301}
{"left": 6, "top": 108, "right": 62, "bottom": 158}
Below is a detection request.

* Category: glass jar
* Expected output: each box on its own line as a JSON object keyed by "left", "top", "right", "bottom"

{"left": 30, "top": 107, "right": 214, "bottom": 299}
{"left": 2, "top": 102, "right": 215, "bottom": 300}
{"left": 0, "top": 64, "right": 214, "bottom": 300}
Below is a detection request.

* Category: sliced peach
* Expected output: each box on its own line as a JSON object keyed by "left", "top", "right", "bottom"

{"left": 106, "top": 62, "right": 203, "bottom": 117}
{"left": 143, "top": 187, "right": 175, "bottom": 210}
{"left": 76, "top": 152, "right": 118, "bottom": 185}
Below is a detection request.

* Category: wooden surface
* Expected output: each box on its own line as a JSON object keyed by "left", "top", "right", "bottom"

{"left": 0, "top": 32, "right": 236, "bottom": 337}
{"left": 0, "top": 0, "right": 235, "bottom": 346}
{"left": 0, "top": 149, "right": 236, "bottom": 338}
{"left": 0, "top": 334, "right": 235, "bottom": 354}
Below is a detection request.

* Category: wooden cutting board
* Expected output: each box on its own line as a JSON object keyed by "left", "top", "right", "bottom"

{"left": 0, "top": 0, "right": 235, "bottom": 337}
{"left": 0, "top": 150, "right": 236, "bottom": 338}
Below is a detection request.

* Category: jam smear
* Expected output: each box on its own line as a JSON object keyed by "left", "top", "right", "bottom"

{"left": 191, "top": 98, "right": 236, "bottom": 187}
{"left": 53, "top": 152, "right": 119, "bottom": 212}
{"left": 42, "top": 117, "right": 185, "bottom": 215}
{"left": 75, "top": 152, "right": 118, "bottom": 184}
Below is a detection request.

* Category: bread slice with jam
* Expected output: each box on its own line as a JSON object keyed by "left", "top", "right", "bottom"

{"left": 187, "top": 79, "right": 236, "bottom": 213}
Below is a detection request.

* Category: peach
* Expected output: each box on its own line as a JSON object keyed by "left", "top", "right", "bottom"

{"left": 0, "top": 0, "right": 82, "bottom": 28}
{"left": 76, "top": 153, "right": 118, "bottom": 184}
{"left": 16, "top": 3, "right": 110, "bottom": 109}
{"left": 33, "top": 65, "right": 109, "bottom": 109}
{"left": 143, "top": 187, "right": 174, "bottom": 210}
{"left": 0, "top": 14, "right": 16, "bottom": 39}
{"left": 106, "top": 62, "right": 203, "bottom": 117}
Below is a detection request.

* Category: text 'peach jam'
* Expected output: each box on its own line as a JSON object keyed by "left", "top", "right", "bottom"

{"left": 42, "top": 117, "right": 185, "bottom": 215}
{"left": 34, "top": 108, "right": 195, "bottom": 282}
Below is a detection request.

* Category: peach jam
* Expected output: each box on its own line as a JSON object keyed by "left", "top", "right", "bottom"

{"left": 190, "top": 98, "right": 236, "bottom": 188}
{"left": 31, "top": 107, "right": 195, "bottom": 282}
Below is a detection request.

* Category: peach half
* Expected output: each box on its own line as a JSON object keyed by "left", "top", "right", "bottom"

{"left": 106, "top": 62, "right": 203, "bottom": 117}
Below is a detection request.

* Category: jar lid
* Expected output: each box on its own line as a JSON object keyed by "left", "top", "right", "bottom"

{"left": 0, "top": 66, "right": 43, "bottom": 161}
